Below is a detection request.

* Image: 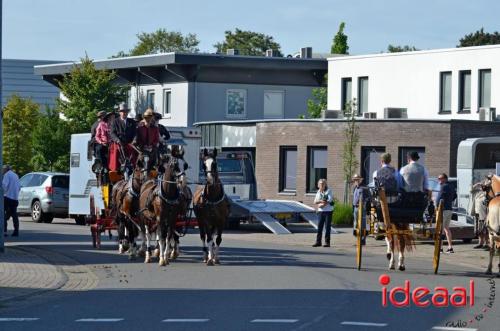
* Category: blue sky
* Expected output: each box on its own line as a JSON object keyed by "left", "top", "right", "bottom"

{"left": 3, "top": 0, "right": 500, "bottom": 61}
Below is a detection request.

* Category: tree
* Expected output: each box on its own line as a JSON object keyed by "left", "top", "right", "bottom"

{"left": 30, "top": 107, "right": 71, "bottom": 172}
{"left": 387, "top": 44, "right": 419, "bottom": 52}
{"left": 214, "top": 28, "right": 282, "bottom": 56}
{"left": 2, "top": 95, "right": 40, "bottom": 175}
{"left": 331, "top": 22, "right": 349, "bottom": 55}
{"left": 342, "top": 99, "right": 359, "bottom": 203}
{"left": 307, "top": 84, "right": 327, "bottom": 118}
{"left": 114, "top": 28, "right": 200, "bottom": 57}
{"left": 458, "top": 28, "right": 500, "bottom": 47}
{"left": 56, "top": 56, "right": 128, "bottom": 133}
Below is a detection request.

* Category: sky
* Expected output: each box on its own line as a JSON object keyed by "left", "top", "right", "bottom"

{"left": 3, "top": 0, "right": 500, "bottom": 61}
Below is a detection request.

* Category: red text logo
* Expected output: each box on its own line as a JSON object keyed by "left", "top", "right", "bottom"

{"left": 379, "top": 274, "right": 474, "bottom": 308}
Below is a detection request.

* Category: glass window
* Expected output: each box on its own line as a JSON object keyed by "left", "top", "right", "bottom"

{"left": 459, "top": 70, "right": 471, "bottom": 112}
{"left": 163, "top": 89, "right": 171, "bottom": 116}
{"left": 361, "top": 146, "right": 386, "bottom": 185}
{"left": 479, "top": 69, "right": 491, "bottom": 108}
{"left": 226, "top": 89, "right": 247, "bottom": 118}
{"left": 474, "top": 143, "right": 500, "bottom": 169}
{"left": 341, "top": 78, "right": 352, "bottom": 111}
{"left": 279, "top": 146, "right": 297, "bottom": 192}
{"left": 51, "top": 176, "right": 69, "bottom": 189}
{"left": 307, "top": 147, "right": 327, "bottom": 192}
{"left": 358, "top": 77, "right": 369, "bottom": 114}
{"left": 19, "top": 174, "right": 33, "bottom": 187}
{"left": 71, "top": 153, "right": 80, "bottom": 168}
{"left": 399, "top": 147, "right": 426, "bottom": 168}
{"left": 440, "top": 72, "right": 452, "bottom": 113}
{"left": 264, "top": 90, "right": 284, "bottom": 119}
{"left": 28, "top": 174, "right": 48, "bottom": 187}
{"left": 146, "top": 90, "right": 155, "bottom": 109}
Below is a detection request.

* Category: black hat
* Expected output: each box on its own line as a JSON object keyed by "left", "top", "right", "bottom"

{"left": 134, "top": 113, "right": 143, "bottom": 122}
{"left": 409, "top": 151, "right": 420, "bottom": 160}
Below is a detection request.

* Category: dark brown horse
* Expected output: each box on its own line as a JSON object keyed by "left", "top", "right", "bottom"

{"left": 485, "top": 175, "right": 500, "bottom": 275}
{"left": 193, "top": 148, "right": 230, "bottom": 265}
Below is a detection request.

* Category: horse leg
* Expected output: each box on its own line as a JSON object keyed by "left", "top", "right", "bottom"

{"left": 214, "top": 226, "right": 223, "bottom": 265}
{"left": 170, "top": 232, "right": 179, "bottom": 260}
{"left": 118, "top": 217, "right": 126, "bottom": 254}
{"left": 206, "top": 227, "right": 215, "bottom": 266}
{"left": 385, "top": 237, "right": 392, "bottom": 260}
{"left": 144, "top": 227, "right": 152, "bottom": 263}
{"left": 486, "top": 233, "right": 494, "bottom": 275}
{"left": 398, "top": 237, "right": 406, "bottom": 271}
{"left": 199, "top": 223, "right": 208, "bottom": 263}
{"left": 153, "top": 232, "right": 160, "bottom": 258}
{"left": 127, "top": 219, "right": 137, "bottom": 261}
{"left": 138, "top": 230, "right": 146, "bottom": 258}
{"left": 388, "top": 237, "right": 395, "bottom": 270}
{"left": 158, "top": 219, "right": 168, "bottom": 266}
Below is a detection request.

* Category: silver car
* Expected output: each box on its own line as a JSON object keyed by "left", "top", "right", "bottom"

{"left": 17, "top": 172, "right": 69, "bottom": 223}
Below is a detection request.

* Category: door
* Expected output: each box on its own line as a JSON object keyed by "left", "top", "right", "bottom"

{"left": 361, "top": 147, "right": 386, "bottom": 185}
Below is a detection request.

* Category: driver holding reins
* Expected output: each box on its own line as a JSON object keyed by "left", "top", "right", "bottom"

{"left": 134, "top": 108, "right": 160, "bottom": 172}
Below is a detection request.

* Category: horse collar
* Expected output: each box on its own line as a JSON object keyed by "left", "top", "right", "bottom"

{"left": 128, "top": 176, "right": 139, "bottom": 198}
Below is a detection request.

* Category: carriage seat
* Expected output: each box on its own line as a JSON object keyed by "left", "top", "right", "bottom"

{"left": 386, "top": 191, "right": 428, "bottom": 224}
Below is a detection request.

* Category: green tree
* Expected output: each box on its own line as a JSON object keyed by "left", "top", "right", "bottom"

{"left": 214, "top": 28, "right": 282, "bottom": 56}
{"left": 56, "top": 56, "right": 128, "bottom": 133}
{"left": 458, "top": 28, "right": 500, "bottom": 47}
{"left": 30, "top": 107, "right": 71, "bottom": 172}
{"left": 114, "top": 28, "right": 200, "bottom": 57}
{"left": 331, "top": 22, "right": 349, "bottom": 55}
{"left": 342, "top": 99, "right": 359, "bottom": 203}
{"left": 387, "top": 44, "right": 419, "bottom": 52}
{"left": 306, "top": 84, "right": 327, "bottom": 118}
{"left": 2, "top": 95, "right": 40, "bottom": 175}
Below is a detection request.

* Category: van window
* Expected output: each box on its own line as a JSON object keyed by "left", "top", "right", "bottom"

{"left": 474, "top": 143, "right": 500, "bottom": 169}
{"left": 217, "top": 159, "right": 242, "bottom": 173}
{"left": 52, "top": 176, "right": 69, "bottom": 188}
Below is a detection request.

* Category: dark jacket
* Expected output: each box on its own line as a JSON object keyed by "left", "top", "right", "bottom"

{"left": 436, "top": 182, "right": 457, "bottom": 211}
{"left": 111, "top": 117, "right": 136, "bottom": 144}
{"left": 158, "top": 124, "right": 170, "bottom": 141}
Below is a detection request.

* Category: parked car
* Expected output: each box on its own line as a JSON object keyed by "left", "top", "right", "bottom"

{"left": 17, "top": 172, "right": 70, "bottom": 223}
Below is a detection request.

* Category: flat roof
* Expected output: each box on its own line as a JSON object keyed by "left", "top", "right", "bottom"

{"left": 327, "top": 44, "right": 500, "bottom": 62}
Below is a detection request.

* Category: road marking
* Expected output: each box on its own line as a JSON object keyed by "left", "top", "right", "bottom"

{"left": 0, "top": 318, "right": 40, "bottom": 322}
{"left": 162, "top": 319, "right": 209, "bottom": 322}
{"left": 341, "top": 321, "right": 387, "bottom": 327}
{"left": 432, "top": 327, "right": 477, "bottom": 331}
{"left": 76, "top": 318, "right": 123, "bottom": 322}
{"left": 251, "top": 319, "right": 299, "bottom": 323}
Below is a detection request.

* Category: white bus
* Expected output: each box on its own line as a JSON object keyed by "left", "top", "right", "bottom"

{"left": 68, "top": 127, "right": 201, "bottom": 222}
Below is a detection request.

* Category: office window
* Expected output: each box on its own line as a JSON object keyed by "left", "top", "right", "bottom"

{"left": 226, "top": 89, "right": 247, "bottom": 118}
{"left": 479, "top": 69, "right": 491, "bottom": 108}
{"left": 361, "top": 146, "right": 386, "bottom": 185}
{"left": 163, "top": 89, "right": 171, "bottom": 117}
{"left": 279, "top": 146, "right": 297, "bottom": 192}
{"left": 358, "top": 77, "right": 369, "bottom": 114}
{"left": 264, "top": 90, "right": 284, "bottom": 119}
{"left": 439, "top": 72, "right": 452, "bottom": 113}
{"left": 459, "top": 70, "right": 471, "bottom": 112}
{"left": 306, "top": 147, "right": 327, "bottom": 193}
{"left": 398, "top": 147, "right": 426, "bottom": 168}
{"left": 146, "top": 90, "right": 155, "bottom": 110}
{"left": 341, "top": 78, "right": 352, "bottom": 111}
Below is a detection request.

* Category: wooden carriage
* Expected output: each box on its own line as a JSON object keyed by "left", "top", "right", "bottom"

{"left": 354, "top": 186, "right": 444, "bottom": 274}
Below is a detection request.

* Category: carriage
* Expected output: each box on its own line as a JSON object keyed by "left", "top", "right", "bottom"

{"left": 354, "top": 182, "right": 445, "bottom": 274}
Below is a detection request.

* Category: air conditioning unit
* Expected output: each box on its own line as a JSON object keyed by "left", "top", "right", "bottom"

{"left": 384, "top": 107, "right": 408, "bottom": 119}
{"left": 363, "top": 112, "right": 377, "bottom": 119}
{"left": 321, "top": 110, "right": 344, "bottom": 119}
{"left": 478, "top": 107, "right": 497, "bottom": 121}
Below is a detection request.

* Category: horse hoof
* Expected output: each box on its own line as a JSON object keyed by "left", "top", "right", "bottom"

{"left": 398, "top": 265, "right": 406, "bottom": 271}
{"left": 386, "top": 253, "right": 391, "bottom": 261}
{"left": 159, "top": 258, "right": 166, "bottom": 266}
{"left": 144, "top": 255, "right": 151, "bottom": 264}
{"left": 207, "top": 259, "right": 214, "bottom": 266}
{"left": 214, "top": 259, "right": 220, "bottom": 265}
{"left": 153, "top": 249, "right": 160, "bottom": 258}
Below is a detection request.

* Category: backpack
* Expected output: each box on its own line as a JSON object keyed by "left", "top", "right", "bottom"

{"left": 377, "top": 166, "right": 398, "bottom": 192}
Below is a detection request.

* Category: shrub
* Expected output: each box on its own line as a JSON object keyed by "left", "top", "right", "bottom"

{"left": 332, "top": 202, "right": 353, "bottom": 225}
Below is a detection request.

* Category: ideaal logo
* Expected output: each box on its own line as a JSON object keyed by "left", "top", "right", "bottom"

{"left": 379, "top": 274, "right": 474, "bottom": 308}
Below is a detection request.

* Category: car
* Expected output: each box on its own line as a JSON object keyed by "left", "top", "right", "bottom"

{"left": 17, "top": 172, "right": 70, "bottom": 223}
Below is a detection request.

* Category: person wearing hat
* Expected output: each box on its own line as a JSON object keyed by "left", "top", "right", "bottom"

{"left": 90, "top": 111, "right": 106, "bottom": 158}
{"left": 110, "top": 103, "right": 138, "bottom": 172}
{"left": 3, "top": 165, "right": 21, "bottom": 237}
{"left": 399, "top": 151, "right": 429, "bottom": 193}
{"left": 352, "top": 174, "right": 366, "bottom": 244}
{"left": 134, "top": 108, "right": 160, "bottom": 170}
{"left": 95, "top": 111, "right": 114, "bottom": 172}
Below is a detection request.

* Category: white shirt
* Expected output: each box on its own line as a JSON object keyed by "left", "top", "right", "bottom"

{"left": 314, "top": 189, "right": 333, "bottom": 212}
{"left": 3, "top": 170, "right": 21, "bottom": 200}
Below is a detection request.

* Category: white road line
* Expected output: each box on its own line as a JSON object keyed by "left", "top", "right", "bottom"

{"left": 341, "top": 321, "right": 387, "bottom": 327}
{"left": 432, "top": 327, "right": 478, "bottom": 331}
{"left": 162, "top": 319, "right": 210, "bottom": 322}
{"left": 251, "top": 319, "right": 299, "bottom": 323}
{"left": 76, "top": 318, "right": 124, "bottom": 322}
{"left": 0, "top": 318, "right": 40, "bottom": 322}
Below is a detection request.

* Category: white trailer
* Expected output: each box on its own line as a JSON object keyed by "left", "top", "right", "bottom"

{"left": 69, "top": 127, "right": 201, "bottom": 220}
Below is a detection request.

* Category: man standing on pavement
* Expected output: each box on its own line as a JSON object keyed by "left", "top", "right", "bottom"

{"left": 436, "top": 173, "right": 457, "bottom": 253}
{"left": 3, "top": 165, "right": 21, "bottom": 237}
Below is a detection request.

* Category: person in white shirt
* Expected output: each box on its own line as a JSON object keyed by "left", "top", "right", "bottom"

{"left": 3, "top": 165, "right": 21, "bottom": 237}
{"left": 312, "top": 179, "right": 333, "bottom": 247}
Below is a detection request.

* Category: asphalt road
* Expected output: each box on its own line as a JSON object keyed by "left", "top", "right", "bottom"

{"left": 1, "top": 217, "right": 499, "bottom": 331}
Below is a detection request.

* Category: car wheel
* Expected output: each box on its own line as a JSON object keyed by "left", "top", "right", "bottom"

{"left": 74, "top": 215, "right": 86, "bottom": 226}
{"left": 31, "top": 201, "right": 43, "bottom": 223}
{"left": 42, "top": 214, "right": 54, "bottom": 223}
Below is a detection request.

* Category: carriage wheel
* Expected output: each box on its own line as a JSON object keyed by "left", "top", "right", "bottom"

{"left": 356, "top": 197, "right": 363, "bottom": 271}
{"left": 433, "top": 201, "right": 444, "bottom": 274}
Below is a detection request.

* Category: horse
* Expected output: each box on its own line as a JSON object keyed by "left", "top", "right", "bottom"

{"left": 485, "top": 175, "right": 500, "bottom": 275}
{"left": 138, "top": 153, "right": 188, "bottom": 266}
{"left": 193, "top": 148, "right": 230, "bottom": 266}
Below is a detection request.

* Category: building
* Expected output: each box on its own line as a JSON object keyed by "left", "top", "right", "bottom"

{"left": 34, "top": 52, "right": 328, "bottom": 127}
{"left": 327, "top": 45, "right": 499, "bottom": 121}
{"left": 2, "top": 59, "right": 62, "bottom": 109}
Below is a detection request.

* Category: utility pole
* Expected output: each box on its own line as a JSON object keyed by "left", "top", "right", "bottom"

{"left": 0, "top": 0, "right": 4, "bottom": 253}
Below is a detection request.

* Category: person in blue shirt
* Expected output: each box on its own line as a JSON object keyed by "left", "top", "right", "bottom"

{"left": 436, "top": 173, "right": 457, "bottom": 253}
{"left": 352, "top": 174, "right": 366, "bottom": 245}
{"left": 312, "top": 179, "right": 333, "bottom": 247}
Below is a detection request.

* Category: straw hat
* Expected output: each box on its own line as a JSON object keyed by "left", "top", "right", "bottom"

{"left": 143, "top": 108, "right": 154, "bottom": 118}
{"left": 351, "top": 174, "right": 363, "bottom": 181}
{"left": 97, "top": 110, "right": 106, "bottom": 118}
